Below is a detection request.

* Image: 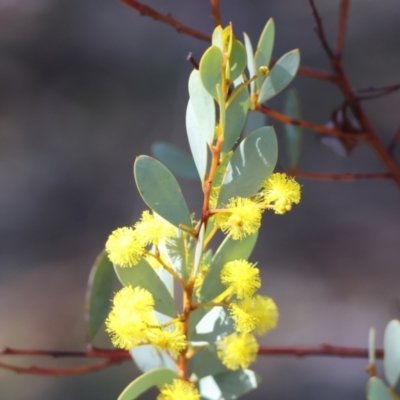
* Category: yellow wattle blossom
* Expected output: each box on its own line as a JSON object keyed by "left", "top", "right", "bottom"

{"left": 221, "top": 260, "right": 261, "bottom": 299}
{"left": 229, "top": 295, "right": 278, "bottom": 335}
{"left": 105, "top": 227, "right": 145, "bottom": 267}
{"left": 105, "top": 286, "right": 156, "bottom": 349}
{"left": 135, "top": 211, "right": 177, "bottom": 246}
{"left": 261, "top": 173, "right": 301, "bottom": 214}
{"left": 157, "top": 379, "right": 200, "bottom": 400}
{"left": 215, "top": 197, "right": 262, "bottom": 240}
{"left": 217, "top": 333, "right": 259, "bottom": 370}
{"left": 146, "top": 325, "right": 187, "bottom": 357}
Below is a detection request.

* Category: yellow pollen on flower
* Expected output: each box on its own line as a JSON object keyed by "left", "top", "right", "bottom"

{"left": 105, "top": 227, "right": 145, "bottom": 267}
{"left": 215, "top": 197, "right": 262, "bottom": 240}
{"left": 229, "top": 295, "right": 279, "bottom": 335}
{"left": 146, "top": 325, "right": 187, "bottom": 357}
{"left": 261, "top": 173, "right": 301, "bottom": 215}
{"left": 135, "top": 211, "right": 177, "bottom": 246}
{"left": 221, "top": 260, "right": 261, "bottom": 299}
{"left": 157, "top": 379, "right": 200, "bottom": 400}
{"left": 217, "top": 333, "right": 259, "bottom": 370}
{"left": 105, "top": 286, "right": 156, "bottom": 350}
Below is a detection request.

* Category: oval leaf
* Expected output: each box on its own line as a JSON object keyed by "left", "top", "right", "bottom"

{"left": 151, "top": 141, "right": 198, "bottom": 180}
{"left": 217, "top": 126, "right": 278, "bottom": 206}
{"left": 114, "top": 258, "right": 177, "bottom": 318}
{"left": 118, "top": 368, "right": 177, "bottom": 400}
{"left": 200, "top": 232, "right": 258, "bottom": 302}
{"left": 131, "top": 345, "right": 176, "bottom": 374}
{"left": 186, "top": 99, "right": 209, "bottom": 181}
{"left": 257, "top": 18, "right": 275, "bottom": 66}
{"left": 254, "top": 49, "right": 267, "bottom": 90}
{"left": 188, "top": 69, "right": 216, "bottom": 145}
{"left": 223, "top": 85, "right": 250, "bottom": 153}
{"left": 243, "top": 32, "right": 256, "bottom": 94}
{"left": 212, "top": 26, "right": 223, "bottom": 50}
{"left": 200, "top": 46, "right": 223, "bottom": 99}
{"left": 258, "top": 49, "right": 300, "bottom": 104}
{"left": 85, "top": 251, "right": 114, "bottom": 341}
{"left": 199, "top": 369, "right": 260, "bottom": 400}
{"left": 284, "top": 89, "right": 303, "bottom": 169}
{"left": 369, "top": 327, "right": 376, "bottom": 365}
{"left": 367, "top": 377, "right": 392, "bottom": 400}
{"left": 134, "top": 155, "right": 192, "bottom": 230}
{"left": 191, "top": 344, "right": 228, "bottom": 380}
{"left": 228, "top": 40, "right": 247, "bottom": 82}
{"left": 384, "top": 319, "right": 400, "bottom": 387}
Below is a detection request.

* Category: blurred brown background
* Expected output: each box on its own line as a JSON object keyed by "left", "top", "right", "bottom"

{"left": 0, "top": 0, "right": 399, "bottom": 399}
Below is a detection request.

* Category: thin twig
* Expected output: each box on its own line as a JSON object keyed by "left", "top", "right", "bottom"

{"left": 256, "top": 106, "right": 365, "bottom": 139}
{"left": 186, "top": 52, "right": 199, "bottom": 69}
{"left": 335, "top": 0, "right": 350, "bottom": 59}
{"left": 356, "top": 84, "right": 400, "bottom": 101}
{"left": 284, "top": 169, "right": 391, "bottom": 181}
{"left": 309, "top": 0, "right": 334, "bottom": 58}
{"left": 388, "top": 126, "right": 400, "bottom": 155}
{"left": 210, "top": 0, "right": 222, "bottom": 27}
{"left": 120, "top": 0, "right": 211, "bottom": 42}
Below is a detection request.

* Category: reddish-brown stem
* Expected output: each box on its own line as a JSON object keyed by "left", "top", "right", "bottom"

{"left": 210, "top": 0, "right": 222, "bottom": 27}
{"left": 309, "top": 0, "right": 334, "bottom": 58}
{"left": 284, "top": 169, "right": 391, "bottom": 181}
{"left": 335, "top": 0, "right": 350, "bottom": 59}
{"left": 388, "top": 126, "right": 400, "bottom": 155}
{"left": 120, "top": 0, "right": 211, "bottom": 42}
{"left": 256, "top": 106, "right": 364, "bottom": 139}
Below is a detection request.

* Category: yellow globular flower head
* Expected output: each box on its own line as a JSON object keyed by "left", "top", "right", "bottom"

{"left": 229, "top": 295, "right": 279, "bottom": 335}
{"left": 217, "top": 333, "right": 259, "bottom": 370}
{"left": 221, "top": 259, "right": 261, "bottom": 299}
{"left": 105, "top": 286, "right": 156, "bottom": 349}
{"left": 157, "top": 379, "right": 200, "bottom": 400}
{"left": 261, "top": 173, "right": 301, "bottom": 215}
{"left": 105, "top": 227, "right": 145, "bottom": 267}
{"left": 135, "top": 211, "right": 176, "bottom": 246}
{"left": 216, "top": 197, "right": 262, "bottom": 240}
{"left": 146, "top": 324, "right": 187, "bottom": 357}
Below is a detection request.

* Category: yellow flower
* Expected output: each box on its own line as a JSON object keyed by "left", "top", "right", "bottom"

{"left": 221, "top": 260, "right": 261, "bottom": 299}
{"left": 229, "top": 295, "right": 278, "bottom": 335}
{"left": 215, "top": 197, "right": 262, "bottom": 240}
{"left": 217, "top": 333, "right": 259, "bottom": 370}
{"left": 261, "top": 173, "right": 301, "bottom": 214}
{"left": 157, "top": 379, "right": 200, "bottom": 400}
{"left": 135, "top": 211, "right": 177, "bottom": 246}
{"left": 105, "top": 286, "right": 156, "bottom": 349}
{"left": 105, "top": 227, "right": 145, "bottom": 267}
{"left": 146, "top": 325, "right": 187, "bottom": 357}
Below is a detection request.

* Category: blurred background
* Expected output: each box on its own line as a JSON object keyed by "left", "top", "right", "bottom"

{"left": 0, "top": 0, "right": 399, "bottom": 399}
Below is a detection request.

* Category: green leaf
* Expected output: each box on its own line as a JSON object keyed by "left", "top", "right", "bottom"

{"left": 257, "top": 18, "right": 275, "bottom": 67}
{"left": 131, "top": 345, "right": 176, "bottom": 374}
{"left": 258, "top": 49, "right": 300, "bottom": 104}
{"left": 216, "top": 84, "right": 226, "bottom": 136}
{"left": 223, "top": 84, "right": 250, "bottom": 153}
{"left": 384, "top": 319, "right": 400, "bottom": 387}
{"left": 114, "top": 258, "right": 177, "bottom": 318}
{"left": 151, "top": 141, "right": 198, "bottom": 180}
{"left": 186, "top": 99, "right": 209, "bottom": 181}
{"left": 189, "top": 69, "right": 216, "bottom": 145}
{"left": 159, "top": 230, "right": 188, "bottom": 280}
{"left": 217, "top": 126, "right": 278, "bottom": 207}
{"left": 243, "top": 32, "right": 256, "bottom": 94}
{"left": 244, "top": 111, "right": 266, "bottom": 137}
{"left": 284, "top": 89, "right": 303, "bottom": 169}
{"left": 254, "top": 49, "right": 267, "bottom": 90}
{"left": 212, "top": 26, "right": 223, "bottom": 50}
{"left": 191, "top": 306, "right": 234, "bottom": 343}
{"left": 118, "top": 368, "right": 178, "bottom": 400}
{"left": 199, "top": 369, "right": 260, "bottom": 400}
{"left": 200, "top": 46, "right": 223, "bottom": 99}
{"left": 200, "top": 233, "right": 258, "bottom": 302}
{"left": 367, "top": 377, "right": 392, "bottom": 400}
{"left": 134, "top": 155, "right": 192, "bottom": 230}
{"left": 228, "top": 40, "right": 247, "bottom": 82}
{"left": 85, "top": 251, "right": 114, "bottom": 341}
{"left": 193, "top": 224, "right": 205, "bottom": 277}
{"left": 191, "top": 344, "right": 228, "bottom": 380}
{"left": 369, "top": 327, "right": 376, "bottom": 365}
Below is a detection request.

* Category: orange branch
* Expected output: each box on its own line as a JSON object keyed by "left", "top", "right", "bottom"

{"left": 120, "top": 0, "right": 211, "bottom": 42}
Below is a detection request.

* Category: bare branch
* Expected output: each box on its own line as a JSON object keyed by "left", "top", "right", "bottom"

{"left": 210, "top": 0, "right": 222, "bottom": 27}
{"left": 388, "top": 125, "right": 400, "bottom": 155}
{"left": 284, "top": 169, "right": 391, "bottom": 181}
{"left": 120, "top": 0, "right": 211, "bottom": 42}
{"left": 256, "top": 106, "right": 366, "bottom": 139}
{"left": 335, "top": 0, "right": 350, "bottom": 59}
